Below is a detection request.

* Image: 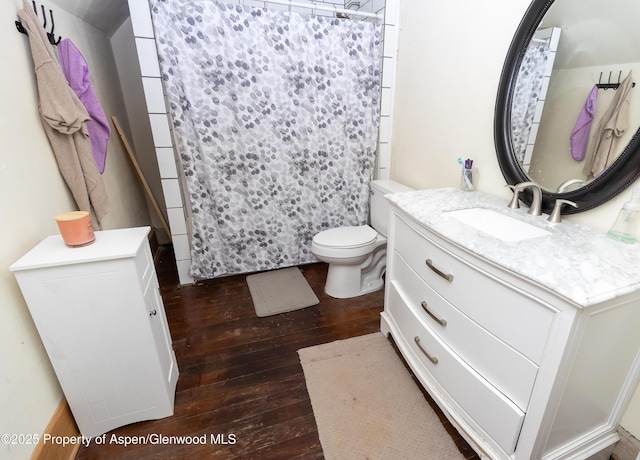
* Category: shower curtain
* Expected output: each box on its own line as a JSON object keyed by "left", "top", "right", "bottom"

{"left": 511, "top": 41, "right": 551, "bottom": 163}
{"left": 150, "top": 0, "right": 382, "bottom": 278}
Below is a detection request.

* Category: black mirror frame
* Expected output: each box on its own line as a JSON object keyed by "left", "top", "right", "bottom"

{"left": 494, "top": 0, "right": 640, "bottom": 214}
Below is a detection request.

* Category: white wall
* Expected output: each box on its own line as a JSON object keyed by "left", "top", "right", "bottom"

{"left": 392, "top": 0, "right": 530, "bottom": 195}
{"left": 0, "top": 1, "right": 150, "bottom": 458}
{"left": 391, "top": 0, "right": 640, "bottom": 440}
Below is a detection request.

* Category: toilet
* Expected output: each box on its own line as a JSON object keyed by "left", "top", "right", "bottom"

{"left": 311, "top": 180, "right": 414, "bottom": 298}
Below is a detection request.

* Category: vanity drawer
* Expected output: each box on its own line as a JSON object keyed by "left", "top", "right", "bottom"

{"left": 387, "top": 284, "right": 524, "bottom": 454}
{"left": 393, "top": 216, "right": 553, "bottom": 364}
{"left": 391, "top": 253, "right": 537, "bottom": 411}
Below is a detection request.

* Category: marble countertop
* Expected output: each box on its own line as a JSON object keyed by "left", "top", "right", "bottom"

{"left": 386, "top": 188, "right": 640, "bottom": 307}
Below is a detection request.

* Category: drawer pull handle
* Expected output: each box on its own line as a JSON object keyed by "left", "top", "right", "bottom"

{"left": 420, "top": 301, "right": 447, "bottom": 327}
{"left": 414, "top": 336, "right": 439, "bottom": 365}
{"left": 149, "top": 309, "right": 157, "bottom": 316}
{"left": 425, "top": 259, "right": 453, "bottom": 282}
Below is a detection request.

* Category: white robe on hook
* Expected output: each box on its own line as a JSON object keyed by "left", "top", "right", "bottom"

{"left": 18, "top": 0, "right": 109, "bottom": 228}
{"left": 583, "top": 71, "right": 634, "bottom": 179}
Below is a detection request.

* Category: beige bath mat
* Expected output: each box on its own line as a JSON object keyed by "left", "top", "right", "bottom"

{"left": 299, "top": 332, "right": 466, "bottom": 459}
{"left": 247, "top": 267, "right": 319, "bottom": 317}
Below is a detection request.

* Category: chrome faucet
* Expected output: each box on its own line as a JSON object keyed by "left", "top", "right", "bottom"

{"left": 511, "top": 182, "right": 543, "bottom": 216}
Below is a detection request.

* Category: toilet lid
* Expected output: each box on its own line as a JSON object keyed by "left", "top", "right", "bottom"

{"left": 313, "top": 225, "right": 378, "bottom": 249}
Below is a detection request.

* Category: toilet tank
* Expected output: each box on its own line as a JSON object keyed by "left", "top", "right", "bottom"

{"left": 370, "top": 180, "right": 414, "bottom": 237}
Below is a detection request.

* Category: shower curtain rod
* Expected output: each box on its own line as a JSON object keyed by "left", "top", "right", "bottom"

{"left": 261, "top": 0, "right": 382, "bottom": 19}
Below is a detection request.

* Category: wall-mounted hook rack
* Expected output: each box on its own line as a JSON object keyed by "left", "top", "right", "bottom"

{"left": 15, "top": 1, "right": 61, "bottom": 46}
{"left": 597, "top": 70, "right": 635, "bottom": 90}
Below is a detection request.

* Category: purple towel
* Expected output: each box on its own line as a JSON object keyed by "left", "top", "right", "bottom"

{"left": 570, "top": 85, "right": 598, "bottom": 161}
{"left": 58, "top": 38, "right": 111, "bottom": 174}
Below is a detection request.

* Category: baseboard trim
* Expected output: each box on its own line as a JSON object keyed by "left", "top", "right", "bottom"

{"left": 30, "top": 398, "right": 80, "bottom": 460}
{"left": 612, "top": 426, "right": 640, "bottom": 460}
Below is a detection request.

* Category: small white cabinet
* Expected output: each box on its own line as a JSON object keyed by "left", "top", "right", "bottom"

{"left": 381, "top": 190, "right": 640, "bottom": 460}
{"left": 10, "top": 227, "right": 179, "bottom": 438}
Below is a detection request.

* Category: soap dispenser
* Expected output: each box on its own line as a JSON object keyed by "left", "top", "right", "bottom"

{"left": 607, "top": 188, "right": 640, "bottom": 243}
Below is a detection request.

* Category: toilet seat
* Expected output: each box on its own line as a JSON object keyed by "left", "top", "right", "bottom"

{"left": 312, "top": 225, "right": 378, "bottom": 249}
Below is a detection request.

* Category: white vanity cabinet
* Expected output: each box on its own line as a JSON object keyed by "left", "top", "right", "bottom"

{"left": 381, "top": 191, "right": 640, "bottom": 460}
{"left": 10, "top": 227, "right": 179, "bottom": 438}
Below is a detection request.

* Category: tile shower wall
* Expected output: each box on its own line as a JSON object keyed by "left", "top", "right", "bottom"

{"left": 127, "top": 0, "right": 399, "bottom": 284}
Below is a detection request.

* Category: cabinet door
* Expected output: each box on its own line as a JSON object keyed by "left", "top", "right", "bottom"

{"left": 143, "top": 274, "right": 177, "bottom": 387}
{"left": 135, "top": 242, "right": 178, "bottom": 390}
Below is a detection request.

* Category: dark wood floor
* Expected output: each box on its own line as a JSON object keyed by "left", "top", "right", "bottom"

{"left": 75, "top": 246, "right": 479, "bottom": 459}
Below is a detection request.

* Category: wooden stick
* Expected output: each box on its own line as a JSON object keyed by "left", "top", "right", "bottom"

{"left": 111, "top": 115, "right": 173, "bottom": 243}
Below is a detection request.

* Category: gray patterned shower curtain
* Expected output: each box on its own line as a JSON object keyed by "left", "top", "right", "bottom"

{"left": 150, "top": 0, "right": 382, "bottom": 278}
{"left": 511, "top": 42, "right": 551, "bottom": 163}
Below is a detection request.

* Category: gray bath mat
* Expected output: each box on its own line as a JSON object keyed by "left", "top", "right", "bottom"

{"left": 247, "top": 267, "right": 319, "bottom": 317}
{"left": 299, "top": 333, "right": 466, "bottom": 459}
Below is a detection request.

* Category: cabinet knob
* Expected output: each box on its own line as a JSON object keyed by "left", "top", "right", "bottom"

{"left": 149, "top": 309, "right": 157, "bottom": 316}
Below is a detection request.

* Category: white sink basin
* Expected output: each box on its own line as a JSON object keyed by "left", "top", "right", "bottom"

{"left": 445, "top": 207, "right": 551, "bottom": 242}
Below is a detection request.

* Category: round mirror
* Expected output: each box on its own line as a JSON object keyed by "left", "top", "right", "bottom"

{"left": 495, "top": 0, "right": 640, "bottom": 214}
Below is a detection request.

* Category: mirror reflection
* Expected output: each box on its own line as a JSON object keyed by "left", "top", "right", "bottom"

{"left": 511, "top": 0, "right": 640, "bottom": 193}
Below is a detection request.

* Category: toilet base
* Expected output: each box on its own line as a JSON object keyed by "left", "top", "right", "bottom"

{"left": 325, "top": 265, "right": 384, "bottom": 298}
{"left": 323, "top": 249, "right": 386, "bottom": 299}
